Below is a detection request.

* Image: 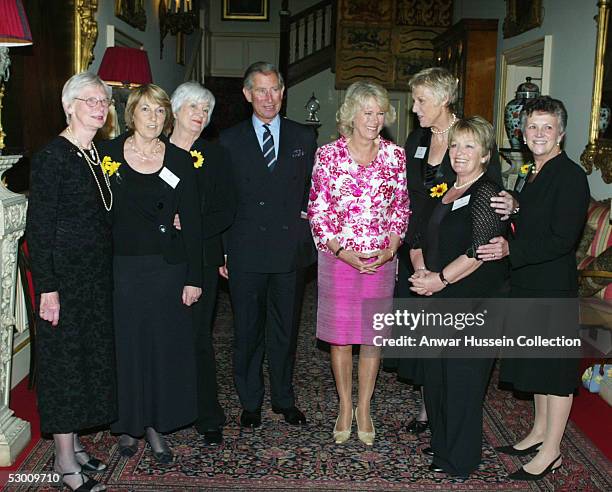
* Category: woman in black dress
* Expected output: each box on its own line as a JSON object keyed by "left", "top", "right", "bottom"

{"left": 409, "top": 116, "right": 508, "bottom": 477}
{"left": 394, "top": 67, "right": 503, "bottom": 433}
{"left": 98, "top": 84, "right": 202, "bottom": 463}
{"left": 169, "top": 81, "right": 235, "bottom": 446}
{"left": 477, "top": 96, "right": 590, "bottom": 480}
{"left": 27, "top": 72, "right": 116, "bottom": 491}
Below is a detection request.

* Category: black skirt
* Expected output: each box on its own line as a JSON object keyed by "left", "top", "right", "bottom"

{"left": 499, "top": 287, "right": 580, "bottom": 396}
{"left": 111, "top": 255, "right": 197, "bottom": 436}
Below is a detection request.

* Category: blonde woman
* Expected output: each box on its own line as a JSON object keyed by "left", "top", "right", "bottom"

{"left": 308, "top": 81, "right": 409, "bottom": 445}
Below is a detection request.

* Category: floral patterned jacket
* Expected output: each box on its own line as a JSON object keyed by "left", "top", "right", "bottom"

{"left": 307, "top": 136, "right": 410, "bottom": 253}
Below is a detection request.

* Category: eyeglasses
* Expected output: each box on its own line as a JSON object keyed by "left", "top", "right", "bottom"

{"left": 252, "top": 87, "right": 282, "bottom": 98}
{"left": 74, "top": 97, "right": 114, "bottom": 108}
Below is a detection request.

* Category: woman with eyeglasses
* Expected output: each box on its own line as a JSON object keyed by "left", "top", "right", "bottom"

{"left": 27, "top": 72, "right": 115, "bottom": 491}
{"left": 98, "top": 84, "right": 202, "bottom": 464}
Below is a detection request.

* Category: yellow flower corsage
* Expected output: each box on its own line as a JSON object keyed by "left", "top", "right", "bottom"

{"left": 191, "top": 150, "right": 204, "bottom": 168}
{"left": 101, "top": 156, "right": 121, "bottom": 176}
{"left": 518, "top": 163, "right": 533, "bottom": 177}
{"left": 430, "top": 182, "right": 448, "bottom": 198}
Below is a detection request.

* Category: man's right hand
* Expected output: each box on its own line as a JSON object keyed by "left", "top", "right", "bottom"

{"left": 219, "top": 256, "right": 229, "bottom": 279}
{"left": 40, "top": 291, "right": 60, "bottom": 327}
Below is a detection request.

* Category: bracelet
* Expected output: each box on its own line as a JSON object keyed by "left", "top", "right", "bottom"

{"left": 439, "top": 270, "right": 450, "bottom": 286}
{"left": 388, "top": 248, "right": 397, "bottom": 258}
{"left": 335, "top": 246, "right": 345, "bottom": 258}
{"left": 511, "top": 206, "right": 520, "bottom": 215}
{"left": 414, "top": 266, "right": 426, "bottom": 271}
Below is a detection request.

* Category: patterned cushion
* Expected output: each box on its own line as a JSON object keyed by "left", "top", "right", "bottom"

{"left": 577, "top": 199, "right": 612, "bottom": 299}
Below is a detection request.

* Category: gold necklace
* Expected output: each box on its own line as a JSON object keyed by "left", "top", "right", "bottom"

{"left": 431, "top": 113, "right": 457, "bottom": 135}
{"left": 453, "top": 171, "right": 484, "bottom": 190}
{"left": 129, "top": 136, "right": 162, "bottom": 161}
{"left": 65, "top": 126, "right": 113, "bottom": 212}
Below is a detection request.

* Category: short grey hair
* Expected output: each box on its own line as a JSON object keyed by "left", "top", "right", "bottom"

{"left": 409, "top": 67, "right": 458, "bottom": 109}
{"left": 171, "top": 81, "right": 216, "bottom": 124}
{"left": 61, "top": 71, "right": 111, "bottom": 124}
{"left": 243, "top": 61, "right": 284, "bottom": 90}
{"left": 520, "top": 95, "right": 568, "bottom": 135}
{"left": 336, "top": 81, "right": 396, "bottom": 138}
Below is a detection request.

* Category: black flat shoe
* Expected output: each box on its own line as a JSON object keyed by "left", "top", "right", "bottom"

{"left": 118, "top": 442, "right": 138, "bottom": 458}
{"left": 496, "top": 441, "right": 542, "bottom": 456}
{"left": 272, "top": 405, "right": 307, "bottom": 425}
{"left": 202, "top": 429, "right": 223, "bottom": 446}
{"left": 75, "top": 450, "right": 106, "bottom": 472}
{"left": 428, "top": 463, "right": 444, "bottom": 473}
{"left": 421, "top": 446, "right": 434, "bottom": 456}
{"left": 508, "top": 455, "right": 562, "bottom": 481}
{"left": 240, "top": 409, "right": 262, "bottom": 428}
{"left": 406, "top": 418, "right": 428, "bottom": 433}
{"left": 152, "top": 449, "right": 173, "bottom": 464}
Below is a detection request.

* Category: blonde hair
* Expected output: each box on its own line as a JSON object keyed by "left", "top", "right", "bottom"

{"left": 448, "top": 115, "right": 495, "bottom": 168}
{"left": 336, "top": 81, "right": 396, "bottom": 137}
{"left": 409, "top": 67, "right": 458, "bottom": 109}
{"left": 125, "top": 84, "right": 173, "bottom": 135}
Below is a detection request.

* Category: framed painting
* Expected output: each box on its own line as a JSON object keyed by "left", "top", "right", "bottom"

{"left": 115, "top": 0, "right": 147, "bottom": 31}
{"left": 503, "top": 0, "right": 543, "bottom": 39}
{"left": 222, "top": 0, "right": 269, "bottom": 21}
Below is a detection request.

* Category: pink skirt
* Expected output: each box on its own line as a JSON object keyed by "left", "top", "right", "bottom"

{"left": 316, "top": 251, "right": 396, "bottom": 345}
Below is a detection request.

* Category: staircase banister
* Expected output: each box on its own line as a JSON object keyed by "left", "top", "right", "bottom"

{"left": 288, "top": 0, "right": 330, "bottom": 24}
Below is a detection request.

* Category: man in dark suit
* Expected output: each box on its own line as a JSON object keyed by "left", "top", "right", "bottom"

{"left": 219, "top": 61, "right": 317, "bottom": 427}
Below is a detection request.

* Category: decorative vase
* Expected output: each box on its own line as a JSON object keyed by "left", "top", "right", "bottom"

{"left": 599, "top": 102, "right": 611, "bottom": 134}
{"left": 504, "top": 77, "right": 540, "bottom": 149}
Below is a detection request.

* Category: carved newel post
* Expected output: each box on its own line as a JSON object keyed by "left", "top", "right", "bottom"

{"left": 0, "top": 154, "right": 30, "bottom": 465}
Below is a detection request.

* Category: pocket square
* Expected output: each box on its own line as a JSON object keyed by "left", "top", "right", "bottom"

{"left": 291, "top": 148, "right": 305, "bottom": 158}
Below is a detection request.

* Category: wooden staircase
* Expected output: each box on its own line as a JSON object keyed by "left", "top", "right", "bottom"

{"left": 279, "top": 0, "right": 335, "bottom": 87}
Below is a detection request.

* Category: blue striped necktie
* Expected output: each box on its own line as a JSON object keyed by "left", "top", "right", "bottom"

{"left": 262, "top": 124, "right": 277, "bottom": 172}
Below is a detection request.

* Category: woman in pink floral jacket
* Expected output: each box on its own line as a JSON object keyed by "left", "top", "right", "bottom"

{"left": 308, "top": 81, "right": 410, "bottom": 446}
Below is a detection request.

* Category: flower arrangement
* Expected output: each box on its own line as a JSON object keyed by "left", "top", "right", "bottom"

{"left": 191, "top": 150, "right": 204, "bottom": 168}
{"left": 429, "top": 182, "right": 448, "bottom": 198}
{"left": 101, "top": 156, "right": 121, "bottom": 177}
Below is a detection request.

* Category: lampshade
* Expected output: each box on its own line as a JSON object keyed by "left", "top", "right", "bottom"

{"left": 98, "top": 47, "right": 153, "bottom": 87}
{"left": 0, "top": 0, "right": 32, "bottom": 47}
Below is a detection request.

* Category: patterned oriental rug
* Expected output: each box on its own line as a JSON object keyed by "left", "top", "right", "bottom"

{"left": 7, "top": 280, "right": 612, "bottom": 491}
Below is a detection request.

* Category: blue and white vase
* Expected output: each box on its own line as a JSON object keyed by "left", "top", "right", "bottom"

{"left": 504, "top": 77, "right": 540, "bottom": 149}
{"left": 599, "top": 103, "right": 611, "bottom": 134}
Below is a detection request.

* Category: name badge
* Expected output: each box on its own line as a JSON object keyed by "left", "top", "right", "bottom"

{"left": 414, "top": 146, "right": 427, "bottom": 159}
{"left": 159, "top": 167, "right": 180, "bottom": 189}
{"left": 452, "top": 194, "right": 471, "bottom": 211}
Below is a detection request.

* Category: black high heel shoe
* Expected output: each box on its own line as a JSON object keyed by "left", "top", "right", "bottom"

{"left": 75, "top": 450, "right": 106, "bottom": 472}
{"left": 406, "top": 418, "right": 428, "bottom": 434}
{"left": 495, "top": 441, "right": 542, "bottom": 456}
{"left": 508, "top": 455, "right": 562, "bottom": 481}
{"left": 54, "top": 469, "right": 104, "bottom": 491}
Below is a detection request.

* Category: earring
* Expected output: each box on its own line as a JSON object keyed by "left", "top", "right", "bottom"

{"left": 556, "top": 141, "right": 561, "bottom": 146}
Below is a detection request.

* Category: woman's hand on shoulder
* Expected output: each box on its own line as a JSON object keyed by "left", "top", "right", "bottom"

{"left": 490, "top": 191, "right": 518, "bottom": 221}
{"left": 182, "top": 285, "right": 202, "bottom": 306}
{"left": 40, "top": 292, "right": 60, "bottom": 326}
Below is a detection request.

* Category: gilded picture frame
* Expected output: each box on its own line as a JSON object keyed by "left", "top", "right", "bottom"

{"left": 222, "top": 0, "right": 269, "bottom": 21}
{"left": 581, "top": 0, "right": 612, "bottom": 183}
{"left": 503, "top": 0, "right": 543, "bottom": 39}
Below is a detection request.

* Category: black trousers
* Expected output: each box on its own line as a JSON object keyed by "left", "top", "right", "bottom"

{"left": 192, "top": 266, "right": 226, "bottom": 432}
{"left": 228, "top": 269, "right": 300, "bottom": 411}
{"left": 423, "top": 357, "right": 494, "bottom": 475}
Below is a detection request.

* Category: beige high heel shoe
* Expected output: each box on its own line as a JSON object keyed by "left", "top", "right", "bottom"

{"left": 355, "top": 407, "right": 375, "bottom": 446}
{"left": 333, "top": 408, "right": 354, "bottom": 444}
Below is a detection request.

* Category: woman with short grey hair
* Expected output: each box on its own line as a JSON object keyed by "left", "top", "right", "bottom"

{"left": 27, "top": 71, "right": 116, "bottom": 491}
{"left": 169, "top": 81, "right": 234, "bottom": 446}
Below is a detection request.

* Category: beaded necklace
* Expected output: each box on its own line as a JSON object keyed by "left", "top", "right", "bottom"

{"left": 453, "top": 171, "right": 484, "bottom": 190}
{"left": 65, "top": 126, "right": 113, "bottom": 211}
{"left": 431, "top": 113, "right": 457, "bottom": 135}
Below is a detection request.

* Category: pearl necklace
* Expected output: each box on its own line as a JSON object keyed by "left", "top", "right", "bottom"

{"left": 431, "top": 113, "right": 457, "bottom": 135}
{"left": 65, "top": 126, "right": 113, "bottom": 212}
{"left": 129, "top": 136, "right": 162, "bottom": 161}
{"left": 453, "top": 171, "right": 484, "bottom": 190}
